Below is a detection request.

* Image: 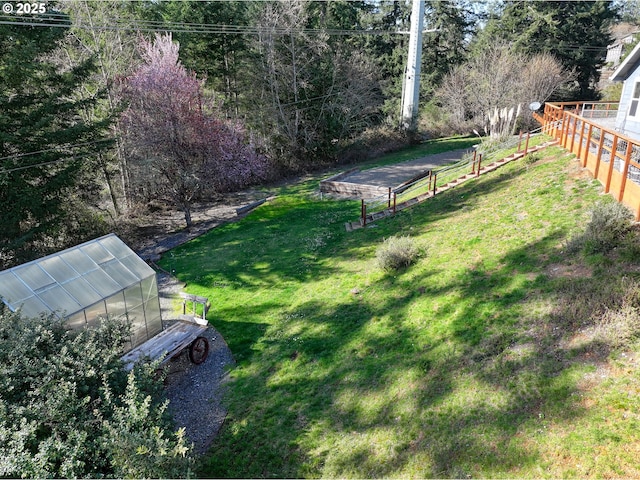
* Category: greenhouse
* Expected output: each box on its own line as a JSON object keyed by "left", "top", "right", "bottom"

{"left": 0, "top": 234, "right": 162, "bottom": 353}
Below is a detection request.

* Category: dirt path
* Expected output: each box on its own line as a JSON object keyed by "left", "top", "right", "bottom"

{"left": 135, "top": 190, "right": 267, "bottom": 262}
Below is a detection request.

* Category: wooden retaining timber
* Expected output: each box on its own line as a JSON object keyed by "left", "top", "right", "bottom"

{"left": 321, "top": 180, "right": 389, "bottom": 198}
{"left": 345, "top": 140, "right": 559, "bottom": 231}
{"left": 236, "top": 196, "right": 277, "bottom": 216}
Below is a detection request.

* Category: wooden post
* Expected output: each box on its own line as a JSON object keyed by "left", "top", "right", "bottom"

{"left": 594, "top": 128, "right": 605, "bottom": 176}
{"left": 523, "top": 132, "right": 530, "bottom": 156}
{"left": 605, "top": 136, "right": 618, "bottom": 193}
{"left": 433, "top": 173, "right": 437, "bottom": 195}
{"left": 583, "top": 123, "right": 593, "bottom": 168}
{"left": 577, "top": 119, "right": 586, "bottom": 161}
{"left": 569, "top": 116, "right": 577, "bottom": 153}
{"left": 361, "top": 199, "right": 366, "bottom": 226}
{"left": 618, "top": 140, "right": 633, "bottom": 202}
{"left": 562, "top": 112, "right": 570, "bottom": 148}
{"left": 388, "top": 187, "right": 392, "bottom": 208}
{"left": 517, "top": 131, "right": 523, "bottom": 153}
{"left": 476, "top": 154, "right": 482, "bottom": 177}
{"left": 471, "top": 151, "right": 477, "bottom": 174}
{"left": 393, "top": 192, "right": 397, "bottom": 214}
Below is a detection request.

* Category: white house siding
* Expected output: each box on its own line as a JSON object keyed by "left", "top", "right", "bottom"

{"left": 615, "top": 66, "right": 640, "bottom": 139}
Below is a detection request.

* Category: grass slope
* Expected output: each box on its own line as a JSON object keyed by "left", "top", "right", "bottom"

{"left": 160, "top": 142, "right": 640, "bottom": 478}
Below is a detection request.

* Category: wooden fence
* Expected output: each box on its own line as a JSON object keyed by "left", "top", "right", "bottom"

{"left": 540, "top": 102, "right": 640, "bottom": 220}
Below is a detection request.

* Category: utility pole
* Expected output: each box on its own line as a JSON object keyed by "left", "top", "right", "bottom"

{"left": 400, "top": 0, "right": 425, "bottom": 131}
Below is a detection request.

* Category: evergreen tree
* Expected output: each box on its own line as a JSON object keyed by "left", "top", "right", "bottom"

{"left": 143, "top": 0, "right": 251, "bottom": 116}
{"left": 421, "top": 0, "right": 475, "bottom": 97}
{"left": 479, "top": 0, "right": 618, "bottom": 100}
{"left": 361, "top": 0, "right": 410, "bottom": 120}
{"left": 0, "top": 11, "right": 112, "bottom": 267}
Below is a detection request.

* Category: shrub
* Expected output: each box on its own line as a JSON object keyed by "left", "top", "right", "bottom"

{"left": 376, "top": 235, "right": 423, "bottom": 271}
{"left": 566, "top": 201, "right": 634, "bottom": 255}
{"left": 0, "top": 309, "right": 193, "bottom": 478}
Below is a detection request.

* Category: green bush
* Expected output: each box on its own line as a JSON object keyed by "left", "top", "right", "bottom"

{"left": 566, "top": 201, "right": 634, "bottom": 255}
{"left": 0, "top": 309, "right": 193, "bottom": 478}
{"left": 376, "top": 235, "right": 423, "bottom": 271}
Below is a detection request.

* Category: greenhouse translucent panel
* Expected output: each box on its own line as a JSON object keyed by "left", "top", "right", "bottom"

{"left": 124, "top": 284, "right": 143, "bottom": 311}
{"left": 14, "top": 263, "right": 55, "bottom": 291}
{"left": 39, "top": 256, "right": 78, "bottom": 284}
{"left": 119, "top": 254, "right": 155, "bottom": 280}
{"left": 127, "top": 303, "right": 146, "bottom": 328}
{"left": 130, "top": 325, "right": 149, "bottom": 349}
{"left": 0, "top": 272, "right": 32, "bottom": 304}
{"left": 66, "top": 311, "right": 87, "bottom": 329}
{"left": 84, "top": 300, "right": 107, "bottom": 327}
{"left": 80, "top": 242, "right": 114, "bottom": 265}
{"left": 103, "top": 260, "right": 138, "bottom": 289}
{"left": 127, "top": 303, "right": 148, "bottom": 347}
{"left": 39, "top": 286, "right": 82, "bottom": 315}
{"left": 63, "top": 277, "right": 103, "bottom": 307}
{"left": 100, "top": 235, "right": 135, "bottom": 259}
{"left": 18, "top": 296, "right": 50, "bottom": 319}
{"left": 144, "top": 297, "right": 162, "bottom": 336}
{"left": 59, "top": 249, "right": 97, "bottom": 275}
{"left": 140, "top": 276, "right": 158, "bottom": 303}
{"left": 104, "top": 291, "right": 127, "bottom": 319}
{"left": 84, "top": 269, "right": 121, "bottom": 298}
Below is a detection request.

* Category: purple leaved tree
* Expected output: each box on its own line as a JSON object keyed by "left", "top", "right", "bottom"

{"left": 121, "top": 33, "right": 269, "bottom": 227}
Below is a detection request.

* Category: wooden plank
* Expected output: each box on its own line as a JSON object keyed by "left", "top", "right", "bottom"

{"left": 121, "top": 321, "right": 208, "bottom": 370}
{"left": 180, "top": 292, "right": 209, "bottom": 304}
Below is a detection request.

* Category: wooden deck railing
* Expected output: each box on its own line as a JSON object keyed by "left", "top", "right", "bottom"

{"left": 540, "top": 102, "right": 640, "bottom": 221}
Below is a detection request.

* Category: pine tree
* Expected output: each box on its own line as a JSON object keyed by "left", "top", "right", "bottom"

{"left": 0, "top": 11, "right": 112, "bottom": 267}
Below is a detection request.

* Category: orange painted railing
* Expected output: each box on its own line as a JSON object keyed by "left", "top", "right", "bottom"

{"left": 540, "top": 102, "right": 640, "bottom": 221}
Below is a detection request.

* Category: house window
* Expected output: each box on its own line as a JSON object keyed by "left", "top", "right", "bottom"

{"left": 629, "top": 81, "right": 640, "bottom": 119}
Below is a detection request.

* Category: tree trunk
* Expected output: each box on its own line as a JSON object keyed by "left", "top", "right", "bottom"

{"left": 183, "top": 205, "right": 193, "bottom": 229}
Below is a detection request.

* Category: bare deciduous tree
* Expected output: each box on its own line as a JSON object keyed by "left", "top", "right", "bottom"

{"left": 251, "top": 0, "right": 382, "bottom": 168}
{"left": 437, "top": 41, "right": 571, "bottom": 138}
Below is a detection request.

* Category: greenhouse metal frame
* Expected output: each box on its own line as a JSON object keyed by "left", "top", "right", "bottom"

{"left": 0, "top": 234, "right": 162, "bottom": 352}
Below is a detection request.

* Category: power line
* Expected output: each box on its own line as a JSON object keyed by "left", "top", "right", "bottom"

{"left": 0, "top": 11, "right": 410, "bottom": 35}
{"left": 0, "top": 138, "right": 114, "bottom": 163}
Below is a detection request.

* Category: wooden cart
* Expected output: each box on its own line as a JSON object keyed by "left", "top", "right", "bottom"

{"left": 121, "top": 293, "right": 211, "bottom": 371}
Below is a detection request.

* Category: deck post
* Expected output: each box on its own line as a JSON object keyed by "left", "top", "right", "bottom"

{"left": 605, "top": 136, "right": 618, "bottom": 193}
{"left": 594, "top": 128, "right": 605, "bottom": 178}
{"left": 577, "top": 120, "right": 586, "bottom": 160}
{"left": 619, "top": 140, "right": 633, "bottom": 202}
{"left": 583, "top": 123, "right": 593, "bottom": 167}
{"left": 476, "top": 154, "right": 482, "bottom": 177}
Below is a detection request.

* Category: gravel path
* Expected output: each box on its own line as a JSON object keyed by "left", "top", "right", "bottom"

{"left": 156, "top": 272, "right": 235, "bottom": 455}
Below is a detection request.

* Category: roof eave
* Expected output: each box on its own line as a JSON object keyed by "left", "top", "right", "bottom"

{"left": 611, "top": 41, "right": 640, "bottom": 81}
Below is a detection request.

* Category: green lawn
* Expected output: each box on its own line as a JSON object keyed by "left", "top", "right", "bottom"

{"left": 159, "top": 139, "right": 640, "bottom": 478}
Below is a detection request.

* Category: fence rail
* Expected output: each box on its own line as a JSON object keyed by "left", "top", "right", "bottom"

{"left": 540, "top": 102, "right": 640, "bottom": 220}
{"left": 348, "top": 131, "right": 555, "bottom": 230}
